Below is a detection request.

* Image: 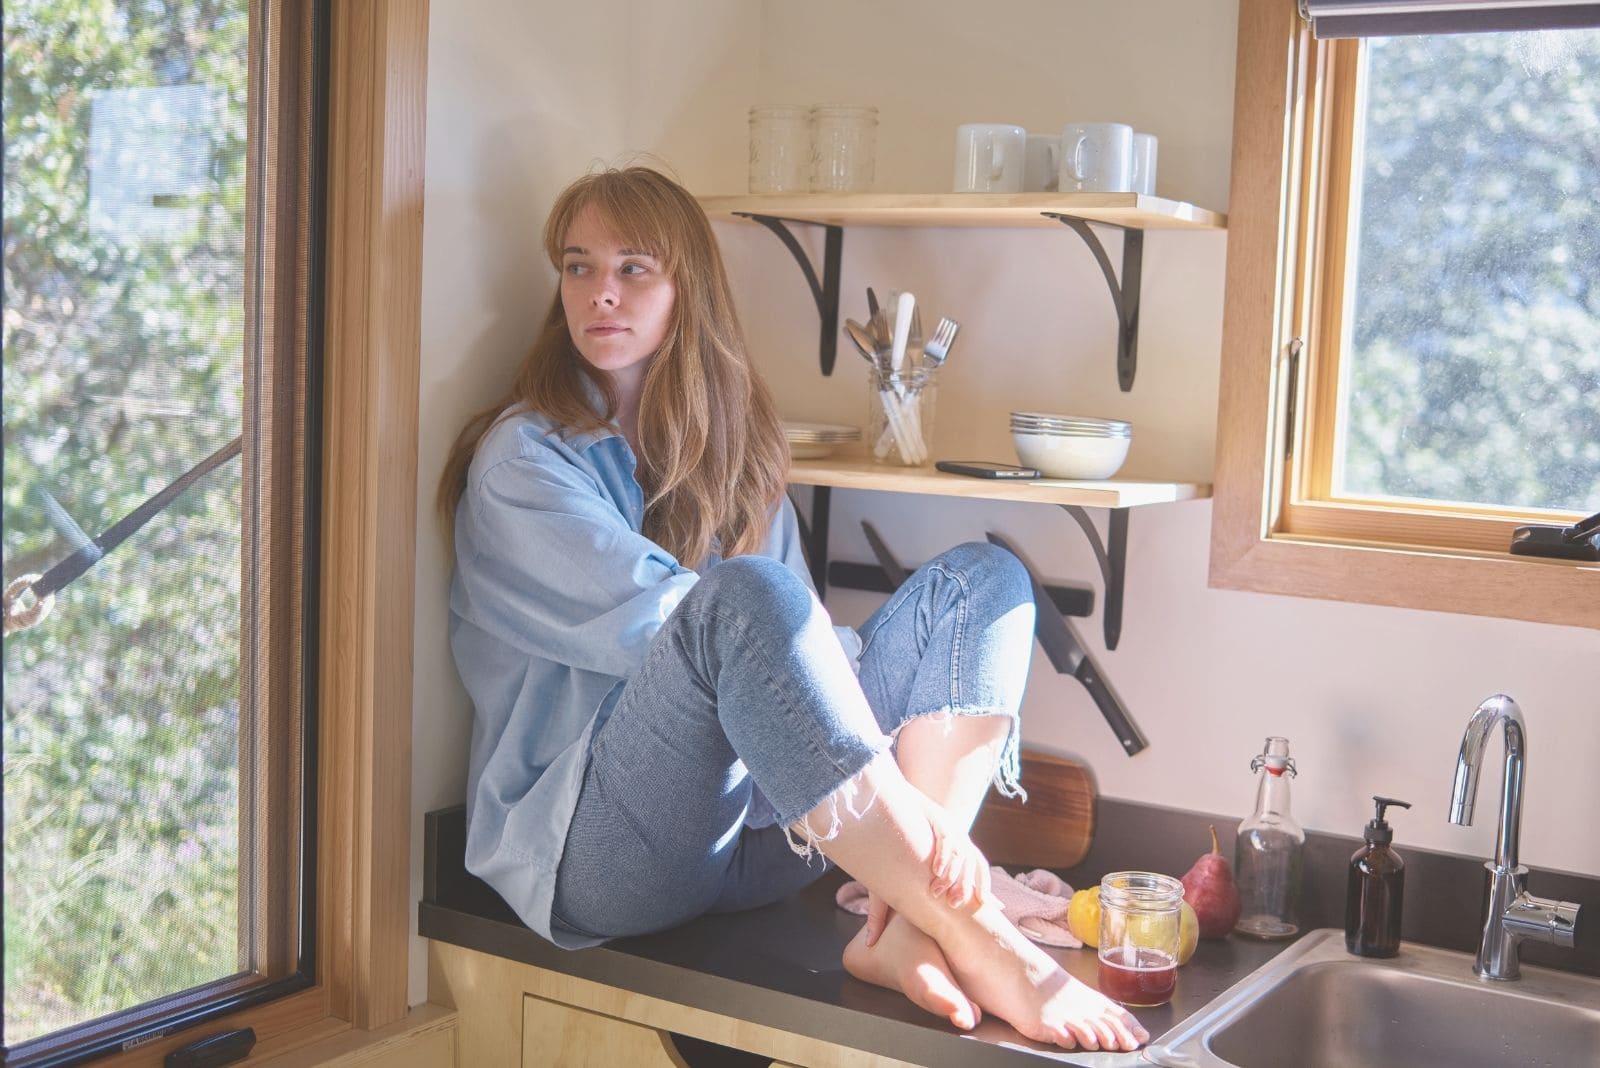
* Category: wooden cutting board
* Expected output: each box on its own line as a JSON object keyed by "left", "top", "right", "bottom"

{"left": 970, "top": 749, "right": 1096, "bottom": 870}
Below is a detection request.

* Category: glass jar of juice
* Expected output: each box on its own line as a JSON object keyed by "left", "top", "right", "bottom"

{"left": 1098, "top": 871, "right": 1183, "bottom": 1007}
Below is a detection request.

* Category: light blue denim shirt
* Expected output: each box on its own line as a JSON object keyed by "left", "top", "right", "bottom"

{"left": 449, "top": 404, "right": 859, "bottom": 947}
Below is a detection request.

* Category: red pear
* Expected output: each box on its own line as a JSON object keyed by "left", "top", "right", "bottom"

{"left": 1181, "top": 825, "right": 1241, "bottom": 939}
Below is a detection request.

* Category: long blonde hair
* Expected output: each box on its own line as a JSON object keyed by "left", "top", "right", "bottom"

{"left": 437, "top": 166, "right": 789, "bottom": 566}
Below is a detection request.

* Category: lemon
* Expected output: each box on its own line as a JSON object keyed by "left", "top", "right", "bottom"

{"left": 1067, "top": 888, "right": 1101, "bottom": 948}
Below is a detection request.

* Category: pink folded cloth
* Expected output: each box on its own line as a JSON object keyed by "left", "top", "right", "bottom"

{"left": 835, "top": 866, "right": 1083, "bottom": 948}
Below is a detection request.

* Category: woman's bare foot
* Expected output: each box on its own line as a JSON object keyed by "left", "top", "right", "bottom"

{"left": 797, "top": 755, "right": 1142, "bottom": 1050}
{"left": 842, "top": 912, "right": 981, "bottom": 1030}
{"left": 935, "top": 902, "right": 1148, "bottom": 1051}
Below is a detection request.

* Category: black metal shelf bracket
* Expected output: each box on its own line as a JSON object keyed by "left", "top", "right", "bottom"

{"left": 787, "top": 490, "right": 1099, "bottom": 618}
{"left": 824, "top": 560, "right": 1094, "bottom": 618}
{"left": 792, "top": 489, "right": 1131, "bottom": 648}
{"left": 736, "top": 213, "right": 844, "bottom": 376}
{"left": 1060, "top": 504, "right": 1129, "bottom": 652}
{"left": 1043, "top": 212, "right": 1144, "bottom": 392}
{"left": 827, "top": 504, "right": 1129, "bottom": 650}
{"left": 848, "top": 519, "right": 1093, "bottom": 617}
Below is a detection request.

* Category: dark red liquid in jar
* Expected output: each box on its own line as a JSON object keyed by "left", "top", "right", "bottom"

{"left": 1097, "top": 947, "right": 1177, "bottom": 1006}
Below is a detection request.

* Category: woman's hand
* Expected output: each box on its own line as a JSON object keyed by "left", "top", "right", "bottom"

{"left": 927, "top": 813, "right": 992, "bottom": 910}
{"left": 862, "top": 815, "right": 992, "bottom": 947}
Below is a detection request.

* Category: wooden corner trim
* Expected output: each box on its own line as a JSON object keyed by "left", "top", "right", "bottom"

{"left": 320, "top": 0, "right": 430, "bottom": 1030}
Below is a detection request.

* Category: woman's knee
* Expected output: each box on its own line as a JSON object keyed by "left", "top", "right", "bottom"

{"left": 934, "top": 540, "right": 1032, "bottom": 601}
{"left": 691, "top": 554, "right": 814, "bottom": 627}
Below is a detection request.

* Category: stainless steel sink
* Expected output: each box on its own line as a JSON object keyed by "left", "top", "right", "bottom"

{"left": 1144, "top": 929, "right": 1600, "bottom": 1068}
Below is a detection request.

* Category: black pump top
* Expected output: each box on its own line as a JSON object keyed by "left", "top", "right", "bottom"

{"left": 1364, "top": 795, "right": 1412, "bottom": 845}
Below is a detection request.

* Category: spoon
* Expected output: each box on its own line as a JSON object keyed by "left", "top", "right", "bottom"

{"left": 843, "top": 319, "right": 882, "bottom": 369}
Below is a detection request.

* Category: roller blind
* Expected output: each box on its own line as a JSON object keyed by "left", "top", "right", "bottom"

{"left": 1302, "top": 0, "right": 1600, "bottom": 36}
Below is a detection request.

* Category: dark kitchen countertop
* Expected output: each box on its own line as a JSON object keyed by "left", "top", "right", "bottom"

{"left": 422, "top": 798, "right": 1599, "bottom": 1066}
{"left": 420, "top": 805, "right": 1293, "bottom": 1067}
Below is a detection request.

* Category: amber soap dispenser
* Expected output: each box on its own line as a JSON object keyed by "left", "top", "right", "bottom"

{"left": 1345, "top": 796, "right": 1412, "bottom": 957}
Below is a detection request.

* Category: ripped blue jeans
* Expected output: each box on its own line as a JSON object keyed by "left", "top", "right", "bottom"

{"left": 549, "top": 540, "right": 1035, "bottom": 942}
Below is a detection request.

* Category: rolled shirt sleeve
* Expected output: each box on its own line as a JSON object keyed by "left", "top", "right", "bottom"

{"left": 456, "top": 444, "right": 698, "bottom": 677}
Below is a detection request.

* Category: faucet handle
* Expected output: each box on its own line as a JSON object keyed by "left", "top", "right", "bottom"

{"left": 1505, "top": 893, "right": 1580, "bottom": 949}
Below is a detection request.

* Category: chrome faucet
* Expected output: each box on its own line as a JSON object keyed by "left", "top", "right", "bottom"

{"left": 1447, "top": 694, "right": 1581, "bottom": 980}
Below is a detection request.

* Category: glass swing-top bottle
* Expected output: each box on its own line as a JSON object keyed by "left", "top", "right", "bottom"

{"left": 1234, "top": 736, "right": 1306, "bottom": 940}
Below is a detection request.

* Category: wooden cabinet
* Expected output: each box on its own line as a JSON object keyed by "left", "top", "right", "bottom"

{"left": 522, "top": 994, "right": 687, "bottom": 1067}
{"left": 432, "top": 941, "right": 923, "bottom": 1068}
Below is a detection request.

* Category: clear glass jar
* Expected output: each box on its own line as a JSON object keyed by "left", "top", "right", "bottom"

{"left": 1234, "top": 736, "right": 1306, "bottom": 940}
{"left": 810, "top": 104, "right": 877, "bottom": 192}
{"left": 1098, "top": 871, "right": 1183, "bottom": 1007}
{"left": 866, "top": 364, "right": 937, "bottom": 466}
{"left": 748, "top": 105, "right": 812, "bottom": 194}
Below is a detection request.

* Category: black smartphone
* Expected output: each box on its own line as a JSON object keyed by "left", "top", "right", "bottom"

{"left": 934, "top": 460, "right": 1041, "bottom": 480}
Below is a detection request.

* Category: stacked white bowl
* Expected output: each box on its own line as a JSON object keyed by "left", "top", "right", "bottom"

{"left": 1010, "top": 411, "right": 1132, "bottom": 479}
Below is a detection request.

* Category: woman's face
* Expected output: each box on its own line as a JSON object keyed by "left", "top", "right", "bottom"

{"left": 559, "top": 205, "right": 676, "bottom": 397}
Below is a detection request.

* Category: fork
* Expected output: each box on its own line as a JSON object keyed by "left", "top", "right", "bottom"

{"left": 922, "top": 317, "right": 959, "bottom": 368}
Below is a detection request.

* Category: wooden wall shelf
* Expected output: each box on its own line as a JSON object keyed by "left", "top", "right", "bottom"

{"left": 788, "top": 458, "right": 1212, "bottom": 509}
{"left": 699, "top": 192, "right": 1225, "bottom": 388}
{"left": 786, "top": 461, "right": 1211, "bottom": 654}
{"left": 698, "top": 192, "right": 1226, "bottom": 230}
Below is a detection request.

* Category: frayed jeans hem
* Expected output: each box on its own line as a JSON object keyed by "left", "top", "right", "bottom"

{"left": 776, "top": 743, "right": 890, "bottom": 862}
{"left": 887, "top": 705, "right": 1026, "bottom": 803}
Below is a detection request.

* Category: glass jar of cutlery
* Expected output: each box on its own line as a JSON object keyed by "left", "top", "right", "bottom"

{"left": 866, "top": 364, "right": 938, "bottom": 466}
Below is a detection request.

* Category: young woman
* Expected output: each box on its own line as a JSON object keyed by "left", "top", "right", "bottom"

{"left": 437, "top": 165, "right": 1146, "bottom": 1052}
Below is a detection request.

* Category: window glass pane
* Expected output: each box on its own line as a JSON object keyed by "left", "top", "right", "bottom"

{"left": 3, "top": 1, "right": 250, "bottom": 1044}
{"left": 1339, "top": 29, "right": 1600, "bottom": 512}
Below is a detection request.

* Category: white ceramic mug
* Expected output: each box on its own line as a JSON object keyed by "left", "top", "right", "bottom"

{"left": 1058, "top": 122, "right": 1134, "bottom": 193}
{"left": 1024, "top": 133, "right": 1060, "bottom": 192}
{"left": 952, "top": 123, "right": 1027, "bottom": 193}
{"left": 1131, "top": 132, "right": 1159, "bottom": 196}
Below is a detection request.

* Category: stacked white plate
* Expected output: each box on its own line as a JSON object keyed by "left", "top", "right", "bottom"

{"left": 784, "top": 421, "right": 861, "bottom": 460}
{"left": 1010, "top": 411, "right": 1132, "bottom": 479}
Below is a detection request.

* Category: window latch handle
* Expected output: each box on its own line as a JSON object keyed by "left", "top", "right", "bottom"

{"left": 1509, "top": 509, "right": 1600, "bottom": 562}
{"left": 1561, "top": 509, "right": 1600, "bottom": 545}
{"left": 164, "top": 1028, "right": 255, "bottom": 1068}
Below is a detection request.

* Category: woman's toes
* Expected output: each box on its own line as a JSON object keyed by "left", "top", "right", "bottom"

{"left": 1042, "top": 1024, "right": 1078, "bottom": 1049}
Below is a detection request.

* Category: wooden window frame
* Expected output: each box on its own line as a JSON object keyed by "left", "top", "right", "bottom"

{"left": 75, "top": 1, "right": 428, "bottom": 1062}
{"left": 1210, "top": 0, "right": 1600, "bottom": 629}
{"left": 243, "top": 0, "right": 317, "bottom": 994}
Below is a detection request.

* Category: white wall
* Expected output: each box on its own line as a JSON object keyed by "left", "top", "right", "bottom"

{"left": 413, "top": 0, "right": 1599, "bottom": 1006}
